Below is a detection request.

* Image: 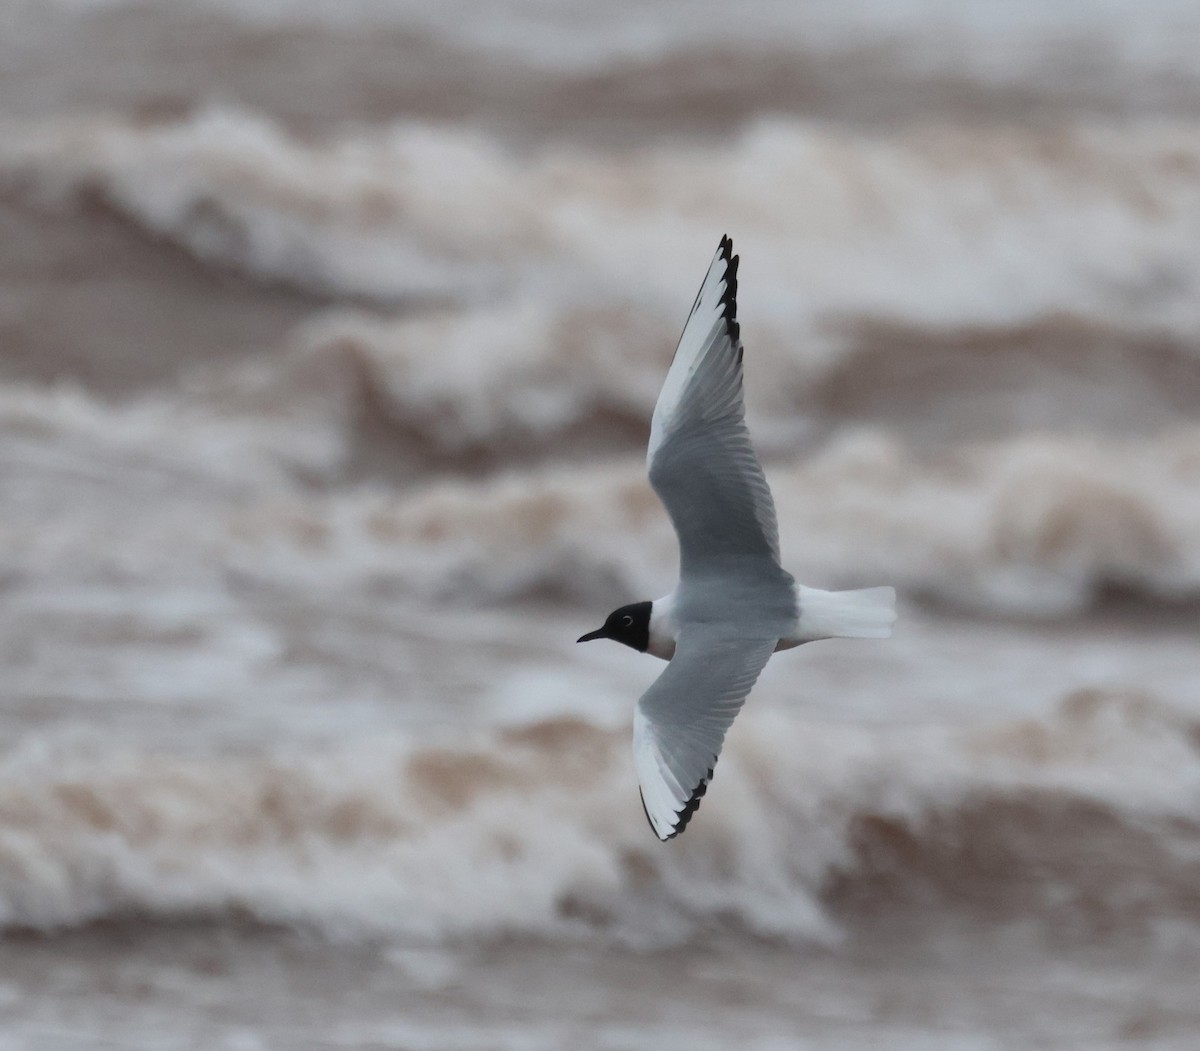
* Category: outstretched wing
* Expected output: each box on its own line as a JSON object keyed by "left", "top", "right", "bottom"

{"left": 647, "top": 235, "right": 781, "bottom": 576}
{"left": 633, "top": 629, "right": 777, "bottom": 840}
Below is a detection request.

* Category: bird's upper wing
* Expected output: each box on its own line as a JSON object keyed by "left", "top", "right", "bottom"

{"left": 647, "top": 235, "right": 781, "bottom": 575}
{"left": 633, "top": 628, "right": 777, "bottom": 840}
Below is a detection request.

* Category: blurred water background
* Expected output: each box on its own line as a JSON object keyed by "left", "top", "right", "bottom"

{"left": 4, "top": 1, "right": 1200, "bottom": 1047}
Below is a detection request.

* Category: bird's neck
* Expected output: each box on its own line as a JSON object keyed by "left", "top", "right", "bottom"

{"left": 646, "top": 594, "right": 678, "bottom": 661}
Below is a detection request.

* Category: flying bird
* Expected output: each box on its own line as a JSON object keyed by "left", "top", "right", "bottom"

{"left": 577, "top": 236, "right": 896, "bottom": 840}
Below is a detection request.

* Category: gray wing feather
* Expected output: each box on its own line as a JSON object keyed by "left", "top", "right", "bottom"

{"left": 647, "top": 236, "right": 781, "bottom": 574}
{"left": 633, "top": 630, "right": 777, "bottom": 840}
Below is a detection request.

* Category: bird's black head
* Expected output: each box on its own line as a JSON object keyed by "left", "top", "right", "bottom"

{"left": 577, "top": 601, "right": 652, "bottom": 652}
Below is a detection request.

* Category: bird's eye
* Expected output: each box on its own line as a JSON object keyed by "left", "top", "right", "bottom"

{"left": 621, "top": 615, "right": 634, "bottom": 627}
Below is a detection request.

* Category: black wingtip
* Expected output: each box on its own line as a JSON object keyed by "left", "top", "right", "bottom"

{"left": 681, "top": 236, "right": 741, "bottom": 353}
{"left": 719, "top": 240, "right": 740, "bottom": 345}
{"left": 644, "top": 766, "right": 715, "bottom": 842}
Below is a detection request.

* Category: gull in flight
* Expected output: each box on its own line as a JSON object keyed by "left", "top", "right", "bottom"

{"left": 578, "top": 236, "right": 896, "bottom": 840}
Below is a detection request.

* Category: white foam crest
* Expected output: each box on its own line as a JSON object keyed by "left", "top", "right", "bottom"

{"left": 290, "top": 304, "right": 670, "bottom": 456}
{"left": 0, "top": 379, "right": 349, "bottom": 585}
{"left": 7, "top": 368, "right": 1200, "bottom": 616}
{"left": 0, "top": 300, "right": 672, "bottom": 489}
{"left": 0, "top": 380, "right": 340, "bottom": 486}
{"left": 0, "top": 373, "right": 660, "bottom": 597}
{"left": 226, "top": 425, "right": 1200, "bottom": 615}
{"left": 3, "top": 110, "right": 540, "bottom": 300}
{"left": 237, "top": 464, "right": 676, "bottom": 604}
{"left": 772, "top": 427, "right": 1200, "bottom": 615}
{"left": 11, "top": 111, "right": 1200, "bottom": 334}
{"left": 26, "top": 0, "right": 1200, "bottom": 81}
{"left": 0, "top": 725, "right": 624, "bottom": 939}
{"left": 0, "top": 690, "right": 1196, "bottom": 943}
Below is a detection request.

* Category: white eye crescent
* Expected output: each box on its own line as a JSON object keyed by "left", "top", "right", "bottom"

{"left": 621, "top": 615, "right": 634, "bottom": 627}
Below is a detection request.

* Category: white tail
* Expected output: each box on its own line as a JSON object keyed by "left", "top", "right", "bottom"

{"left": 795, "top": 586, "right": 897, "bottom": 641}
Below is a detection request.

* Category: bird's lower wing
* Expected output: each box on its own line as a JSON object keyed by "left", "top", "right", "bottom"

{"left": 633, "top": 629, "right": 778, "bottom": 840}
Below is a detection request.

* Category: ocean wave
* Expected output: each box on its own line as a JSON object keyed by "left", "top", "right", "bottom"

{"left": 827, "top": 693, "right": 1200, "bottom": 938}
{"left": 221, "top": 426, "right": 1200, "bottom": 616}
{"left": 286, "top": 305, "right": 1200, "bottom": 465}
{"left": 10, "top": 110, "right": 1200, "bottom": 332}
{"left": 5, "top": 283, "right": 1198, "bottom": 489}
{"left": 1, "top": 691, "right": 1197, "bottom": 945}
{"left": 771, "top": 427, "right": 1200, "bottom": 615}
{"left": 285, "top": 305, "right": 668, "bottom": 467}
{"left": 6, "top": 376, "right": 1200, "bottom": 614}
{"left": 807, "top": 315, "right": 1200, "bottom": 443}
{"left": 2, "top": 110, "right": 541, "bottom": 301}
{"left": 29, "top": 0, "right": 1200, "bottom": 90}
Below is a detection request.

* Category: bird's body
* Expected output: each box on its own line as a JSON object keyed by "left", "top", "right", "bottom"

{"left": 578, "top": 236, "right": 896, "bottom": 840}
{"left": 644, "top": 583, "right": 897, "bottom": 662}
